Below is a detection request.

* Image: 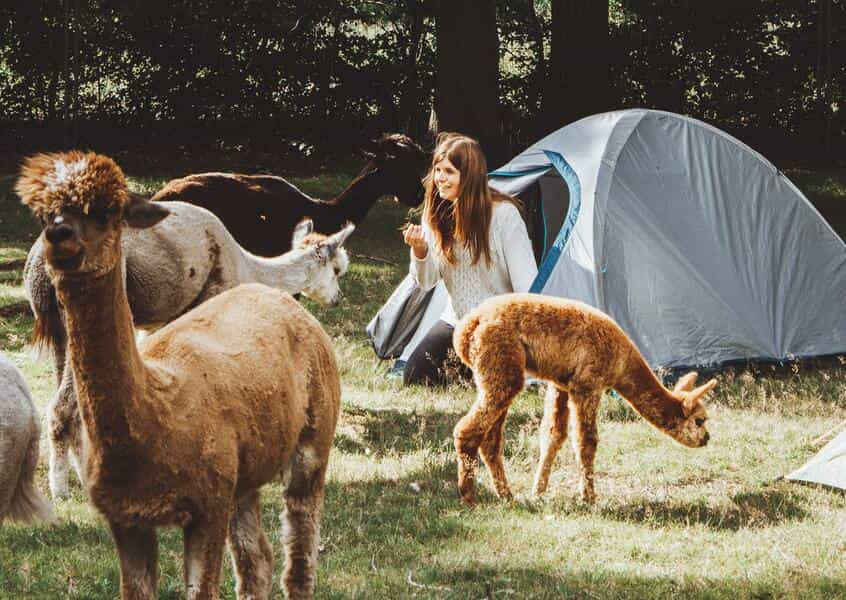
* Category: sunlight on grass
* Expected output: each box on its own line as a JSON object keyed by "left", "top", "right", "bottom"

{"left": 0, "top": 168, "right": 843, "bottom": 599}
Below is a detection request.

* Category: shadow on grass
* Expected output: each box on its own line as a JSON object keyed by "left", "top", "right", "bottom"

{"left": 587, "top": 486, "right": 809, "bottom": 531}
{"left": 396, "top": 564, "right": 846, "bottom": 600}
{"left": 340, "top": 404, "right": 538, "bottom": 456}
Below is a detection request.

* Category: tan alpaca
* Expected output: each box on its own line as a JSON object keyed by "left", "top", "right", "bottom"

{"left": 452, "top": 293, "right": 716, "bottom": 506}
{"left": 17, "top": 151, "right": 340, "bottom": 600}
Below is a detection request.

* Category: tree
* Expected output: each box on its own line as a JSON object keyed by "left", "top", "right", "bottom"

{"left": 433, "top": 0, "right": 504, "bottom": 164}
{"left": 543, "top": 0, "right": 610, "bottom": 134}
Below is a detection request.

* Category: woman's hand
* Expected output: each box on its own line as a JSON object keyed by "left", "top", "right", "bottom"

{"left": 403, "top": 224, "right": 428, "bottom": 259}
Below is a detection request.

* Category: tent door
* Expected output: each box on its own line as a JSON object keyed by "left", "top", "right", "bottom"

{"left": 517, "top": 171, "right": 570, "bottom": 266}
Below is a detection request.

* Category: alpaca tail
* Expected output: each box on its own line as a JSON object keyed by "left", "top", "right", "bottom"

{"left": 6, "top": 421, "right": 54, "bottom": 525}
{"left": 453, "top": 313, "right": 482, "bottom": 367}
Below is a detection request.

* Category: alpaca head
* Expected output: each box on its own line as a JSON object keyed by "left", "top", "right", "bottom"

{"left": 667, "top": 372, "right": 716, "bottom": 448}
{"left": 361, "top": 133, "right": 427, "bottom": 207}
{"left": 17, "top": 151, "right": 170, "bottom": 278}
{"left": 291, "top": 219, "right": 354, "bottom": 306}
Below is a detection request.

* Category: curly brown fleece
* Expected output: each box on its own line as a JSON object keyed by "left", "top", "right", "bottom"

{"left": 18, "top": 151, "right": 340, "bottom": 600}
{"left": 452, "top": 293, "right": 716, "bottom": 506}
{"left": 17, "top": 151, "right": 129, "bottom": 221}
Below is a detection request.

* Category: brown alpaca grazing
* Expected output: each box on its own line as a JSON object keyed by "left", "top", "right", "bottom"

{"left": 17, "top": 151, "right": 340, "bottom": 599}
{"left": 452, "top": 293, "right": 716, "bottom": 506}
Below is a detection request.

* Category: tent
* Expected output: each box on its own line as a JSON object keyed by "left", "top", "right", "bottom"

{"left": 368, "top": 109, "right": 846, "bottom": 370}
{"left": 786, "top": 428, "right": 846, "bottom": 490}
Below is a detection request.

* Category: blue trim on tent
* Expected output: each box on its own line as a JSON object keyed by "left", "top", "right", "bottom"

{"left": 488, "top": 166, "right": 551, "bottom": 178}
{"left": 529, "top": 151, "right": 582, "bottom": 294}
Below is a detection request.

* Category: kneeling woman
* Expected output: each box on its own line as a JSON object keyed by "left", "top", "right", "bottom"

{"left": 402, "top": 133, "right": 537, "bottom": 386}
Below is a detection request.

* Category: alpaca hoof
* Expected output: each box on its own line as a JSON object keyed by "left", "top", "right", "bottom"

{"left": 458, "top": 485, "right": 476, "bottom": 506}
{"left": 50, "top": 484, "right": 70, "bottom": 500}
{"left": 532, "top": 481, "right": 548, "bottom": 498}
{"left": 495, "top": 487, "right": 514, "bottom": 502}
{"left": 579, "top": 491, "right": 596, "bottom": 504}
{"left": 49, "top": 475, "right": 70, "bottom": 500}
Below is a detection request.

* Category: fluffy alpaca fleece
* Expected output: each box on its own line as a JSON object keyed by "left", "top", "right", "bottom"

{"left": 19, "top": 152, "right": 340, "bottom": 599}
{"left": 0, "top": 352, "right": 53, "bottom": 525}
{"left": 452, "top": 293, "right": 716, "bottom": 506}
{"left": 150, "top": 133, "right": 426, "bottom": 256}
{"left": 24, "top": 198, "right": 352, "bottom": 500}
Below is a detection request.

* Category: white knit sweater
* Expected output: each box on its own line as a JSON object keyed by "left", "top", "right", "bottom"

{"left": 410, "top": 201, "right": 538, "bottom": 325}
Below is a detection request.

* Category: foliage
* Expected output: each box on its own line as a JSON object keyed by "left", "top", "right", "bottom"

{"left": 0, "top": 1, "right": 843, "bottom": 157}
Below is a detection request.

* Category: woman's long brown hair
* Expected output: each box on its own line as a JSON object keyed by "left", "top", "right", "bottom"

{"left": 423, "top": 133, "right": 516, "bottom": 266}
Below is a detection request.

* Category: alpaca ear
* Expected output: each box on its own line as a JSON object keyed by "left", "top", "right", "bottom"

{"left": 292, "top": 218, "right": 313, "bottom": 246}
{"left": 682, "top": 379, "right": 717, "bottom": 412}
{"left": 327, "top": 222, "right": 355, "bottom": 251}
{"left": 673, "top": 372, "right": 699, "bottom": 393}
{"left": 123, "top": 194, "right": 170, "bottom": 229}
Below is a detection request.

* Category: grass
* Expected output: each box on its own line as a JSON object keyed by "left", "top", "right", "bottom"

{"left": 0, "top": 165, "right": 845, "bottom": 599}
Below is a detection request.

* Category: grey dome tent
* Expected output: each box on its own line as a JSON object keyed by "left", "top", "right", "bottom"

{"left": 786, "top": 427, "right": 846, "bottom": 490}
{"left": 368, "top": 109, "right": 846, "bottom": 370}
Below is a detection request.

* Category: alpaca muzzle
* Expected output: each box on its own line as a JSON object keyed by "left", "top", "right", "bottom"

{"left": 45, "top": 222, "right": 75, "bottom": 245}
{"left": 45, "top": 235, "right": 85, "bottom": 271}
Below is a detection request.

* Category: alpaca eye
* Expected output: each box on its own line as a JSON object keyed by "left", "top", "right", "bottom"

{"left": 695, "top": 418, "right": 705, "bottom": 427}
{"left": 90, "top": 208, "right": 108, "bottom": 225}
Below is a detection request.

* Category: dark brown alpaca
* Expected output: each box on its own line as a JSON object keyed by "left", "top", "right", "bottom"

{"left": 453, "top": 293, "right": 716, "bottom": 506}
{"left": 18, "top": 151, "right": 340, "bottom": 599}
{"left": 151, "top": 133, "right": 427, "bottom": 256}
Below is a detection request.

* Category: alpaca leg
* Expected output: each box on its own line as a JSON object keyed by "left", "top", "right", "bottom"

{"left": 109, "top": 522, "right": 158, "bottom": 600}
{"left": 532, "top": 385, "right": 570, "bottom": 497}
{"left": 281, "top": 443, "right": 329, "bottom": 600}
{"left": 570, "top": 391, "right": 601, "bottom": 504}
{"left": 453, "top": 355, "right": 524, "bottom": 506}
{"left": 0, "top": 424, "right": 26, "bottom": 522}
{"left": 183, "top": 516, "right": 229, "bottom": 600}
{"left": 68, "top": 422, "right": 86, "bottom": 489}
{"left": 478, "top": 412, "right": 512, "bottom": 500}
{"left": 48, "top": 365, "right": 78, "bottom": 498}
{"left": 227, "top": 490, "right": 274, "bottom": 600}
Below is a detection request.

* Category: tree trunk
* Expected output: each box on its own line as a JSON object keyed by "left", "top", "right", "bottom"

{"left": 543, "top": 0, "right": 610, "bottom": 135}
{"left": 816, "top": 0, "right": 833, "bottom": 160}
{"left": 433, "top": 0, "right": 504, "bottom": 166}
{"left": 397, "top": 0, "right": 428, "bottom": 140}
{"left": 526, "top": 0, "right": 547, "bottom": 141}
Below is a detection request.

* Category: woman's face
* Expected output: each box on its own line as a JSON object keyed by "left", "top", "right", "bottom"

{"left": 433, "top": 157, "right": 461, "bottom": 202}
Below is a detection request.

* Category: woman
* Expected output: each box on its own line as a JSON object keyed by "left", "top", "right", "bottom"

{"left": 402, "top": 133, "right": 538, "bottom": 386}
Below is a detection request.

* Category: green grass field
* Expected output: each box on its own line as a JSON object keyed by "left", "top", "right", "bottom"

{"left": 0, "top": 165, "right": 844, "bottom": 599}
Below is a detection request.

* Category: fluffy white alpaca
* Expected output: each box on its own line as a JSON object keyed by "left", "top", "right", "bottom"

{"left": 0, "top": 353, "right": 53, "bottom": 524}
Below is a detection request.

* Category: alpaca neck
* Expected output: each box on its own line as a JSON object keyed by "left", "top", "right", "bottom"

{"left": 54, "top": 262, "right": 146, "bottom": 461}
{"left": 324, "top": 167, "right": 384, "bottom": 226}
{"left": 243, "top": 246, "right": 317, "bottom": 295}
{"left": 613, "top": 354, "right": 685, "bottom": 434}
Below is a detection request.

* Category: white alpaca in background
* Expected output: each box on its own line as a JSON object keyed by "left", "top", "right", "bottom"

{"left": 0, "top": 352, "right": 53, "bottom": 524}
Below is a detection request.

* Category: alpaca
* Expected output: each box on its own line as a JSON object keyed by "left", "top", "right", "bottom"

{"left": 18, "top": 150, "right": 340, "bottom": 599}
{"left": 24, "top": 204, "right": 353, "bottom": 499}
{"left": 0, "top": 352, "right": 54, "bottom": 525}
{"left": 452, "top": 293, "right": 717, "bottom": 506}
{"left": 151, "top": 133, "right": 427, "bottom": 256}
